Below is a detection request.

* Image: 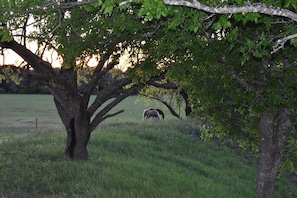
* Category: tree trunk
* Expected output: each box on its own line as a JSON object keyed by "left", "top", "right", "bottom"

{"left": 54, "top": 96, "right": 91, "bottom": 160}
{"left": 64, "top": 114, "right": 90, "bottom": 160}
{"left": 256, "top": 108, "right": 294, "bottom": 198}
{"left": 180, "top": 89, "right": 192, "bottom": 116}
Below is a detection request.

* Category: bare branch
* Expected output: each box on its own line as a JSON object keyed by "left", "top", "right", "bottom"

{"left": 163, "top": 0, "right": 297, "bottom": 22}
{"left": 139, "top": 92, "right": 182, "bottom": 119}
{"left": 163, "top": 1, "right": 297, "bottom": 53}
{"left": 4, "top": 0, "right": 97, "bottom": 19}
{"left": 102, "top": 109, "right": 125, "bottom": 121}
{"left": 89, "top": 83, "right": 145, "bottom": 132}
{"left": 29, "top": 0, "right": 97, "bottom": 12}
{"left": 88, "top": 77, "right": 132, "bottom": 116}
{"left": 22, "top": 14, "right": 30, "bottom": 47}
{"left": 119, "top": 0, "right": 133, "bottom": 6}
{"left": 271, "top": 33, "right": 297, "bottom": 54}
{"left": 147, "top": 80, "right": 179, "bottom": 89}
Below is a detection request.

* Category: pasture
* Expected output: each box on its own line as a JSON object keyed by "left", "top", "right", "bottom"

{"left": 0, "top": 94, "right": 177, "bottom": 141}
{"left": 0, "top": 94, "right": 296, "bottom": 197}
{"left": 0, "top": 94, "right": 178, "bottom": 130}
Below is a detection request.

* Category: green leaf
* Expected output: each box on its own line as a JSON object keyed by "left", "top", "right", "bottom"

{"left": 213, "top": 16, "right": 231, "bottom": 30}
{"left": 213, "top": 22, "right": 222, "bottom": 30}
{"left": 101, "top": 0, "right": 114, "bottom": 15}
{"left": 234, "top": 13, "right": 261, "bottom": 24}
{"left": 0, "top": 29, "right": 13, "bottom": 42}
{"left": 290, "top": 38, "right": 297, "bottom": 46}
{"left": 226, "top": 27, "right": 238, "bottom": 42}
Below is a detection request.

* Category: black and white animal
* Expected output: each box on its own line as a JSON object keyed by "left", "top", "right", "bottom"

{"left": 149, "top": 108, "right": 164, "bottom": 119}
{"left": 143, "top": 109, "right": 161, "bottom": 120}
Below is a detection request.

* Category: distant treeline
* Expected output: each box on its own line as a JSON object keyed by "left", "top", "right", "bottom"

{"left": 0, "top": 65, "right": 119, "bottom": 94}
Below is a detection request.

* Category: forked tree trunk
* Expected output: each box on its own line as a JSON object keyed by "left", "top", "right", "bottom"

{"left": 256, "top": 108, "right": 294, "bottom": 198}
{"left": 54, "top": 96, "right": 91, "bottom": 160}
{"left": 0, "top": 37, "right": 145, "bottom": 161}
{"left": 64, "top": 112, "right": 91, "bottom": 160}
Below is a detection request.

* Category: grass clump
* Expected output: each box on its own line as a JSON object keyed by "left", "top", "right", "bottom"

{"left": 0, "top": 120, "right": 295, "bottom": 198}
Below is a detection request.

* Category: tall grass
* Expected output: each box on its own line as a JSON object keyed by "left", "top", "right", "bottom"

{"left": 0, "top": 120, "right": 295, "bottom": 198}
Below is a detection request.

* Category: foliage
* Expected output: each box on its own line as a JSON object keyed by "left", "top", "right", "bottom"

{"left": 0, "top": 121, "right": 295, "bottom": 197}
{"left": 130, "top": 0, "right": 297, "bottom": 173}
{"left": 0, "top": 65, "right": 21, "bottom": 85}
{"left": 1, "top": 0, "right": 297, "bottom": 193}
{"left": 1, "top": 0, "right": 183, "bottom": 159}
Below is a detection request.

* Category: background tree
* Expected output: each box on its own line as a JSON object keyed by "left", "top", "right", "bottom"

{"left": 139, "top": 79, "right": 192, "bottom": 119}
{"left": 139, "top": 84, "right": 182, "bottom": 119}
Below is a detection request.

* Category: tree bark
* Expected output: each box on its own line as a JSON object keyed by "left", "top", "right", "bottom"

{"left": 179, "top": 89, "right": 192, "bottom": 116}
{"left": 54, "top": 95, "right": 91, "bottom": 160}
{"left": 256, "top": 108, "right": 294, "bottom": 198}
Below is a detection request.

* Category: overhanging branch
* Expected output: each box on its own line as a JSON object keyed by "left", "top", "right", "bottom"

{"left": 163, "top": 0, "right": 297, "bottom": 22}
{"left": 139, "top": 93, "right": 182, "bottom": 119}
{"left": 163, "top": 1, "right": 297, "bottom": 54}
{"left": 271, "top": 33, "right": 297, "bottom": 54}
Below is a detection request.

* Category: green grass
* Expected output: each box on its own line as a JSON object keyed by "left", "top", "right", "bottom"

{"left": 0, "top": 121, "right": 296, "bottom": 197}
{"left": 0, "top": 94, "right": 179, "bottom": 130}
{"left": 0, "top": 94, "right": 174, "bottom": 142}
{"left": 0, "top": 94, "right": 296, "bottom": 197}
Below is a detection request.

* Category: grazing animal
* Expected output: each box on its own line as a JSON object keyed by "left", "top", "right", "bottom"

{"left": 143, "top": 109, "right": 161, "bottom": 121}
{"left": 149, "top": 108, "right": 164, "bottom": 119}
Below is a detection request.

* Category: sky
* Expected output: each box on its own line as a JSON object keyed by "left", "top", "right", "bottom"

{"left": 1, "top": 43, "right": 132, "bottom": 71}
{"left": 0, "top": 17, "right": 132, "bottom": 71}
{"left": 1, "top": 43, "right": 62, "bottom": 68}
{"left": 1, "top": 16, "right": 62, "bottom": 68}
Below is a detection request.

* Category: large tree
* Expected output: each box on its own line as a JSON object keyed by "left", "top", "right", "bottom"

{"left": 0, "top": 0, "right": 166, "bottom": 160}
{"left": 125, "top": 0, "right": 297, "bottom": 197}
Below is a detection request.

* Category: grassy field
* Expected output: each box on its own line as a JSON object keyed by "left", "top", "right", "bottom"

{"left": 0, "top": 94, "right": 296, "bottom": 197}
{"left": 0, "top": 94, "right": 179, "bottom": 130}
{"left": 0, "top": 94, "right": 178, "bottom": 141}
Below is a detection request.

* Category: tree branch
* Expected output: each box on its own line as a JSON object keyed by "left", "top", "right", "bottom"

{"left": 147, "top": 80, "right": 179, "bottom": 89}
{"left": 163, "top": 0, "right": 297, "bottom": 22}
{"left": 88, "top": 77, "right": 133, "bottom": 116}
{"left": 163, "top": 0, "right": 297, "bottom": 53}
{"left": 0, "top": 39, "right": 56, "bottom": 76}
{"left": 102, "top": 110, "right": 125, "bottom": 121}
{"left": 22, "top": 70, "right": 51, "bottom": 81}
{"left": 271, "top": 33, "right": 297, "bottom": 54}
{"left": 89, "top": 83, "right": 145, "bottom": 132}
{"left": 140, "top": 93, "right": 182, "bottom": 119}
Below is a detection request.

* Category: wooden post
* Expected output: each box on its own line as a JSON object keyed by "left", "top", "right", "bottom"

{"left": 35, "top": 118, "right": 38, "bottom": 128}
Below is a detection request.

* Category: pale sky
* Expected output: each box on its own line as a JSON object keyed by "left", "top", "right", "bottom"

{"left": 1, "top": 44, "right": 62, "bottom": 68}
{"left": 0, "top": 17, "right": 133, "bottom": 70}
